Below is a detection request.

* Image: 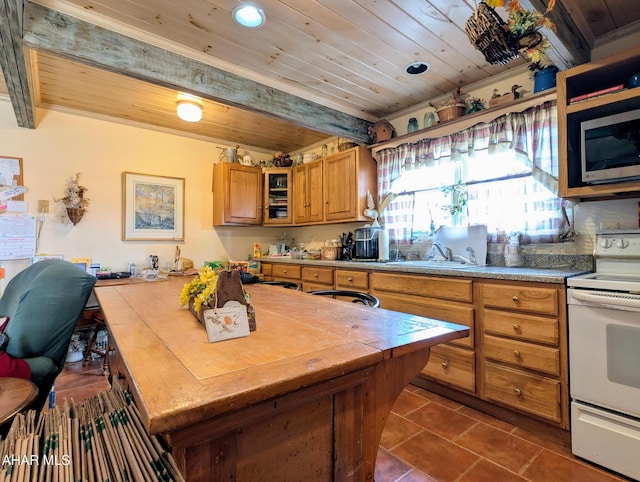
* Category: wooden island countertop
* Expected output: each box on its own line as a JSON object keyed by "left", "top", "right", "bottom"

{"left": 95, "top": 277, "right": 468, "bottom": 481}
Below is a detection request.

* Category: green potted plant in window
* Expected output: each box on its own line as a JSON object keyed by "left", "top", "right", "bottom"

{"left": 441, "top": 180, "right": 468, "bottom": 216}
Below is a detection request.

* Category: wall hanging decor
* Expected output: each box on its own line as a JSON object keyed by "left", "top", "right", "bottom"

{"left": 122, "top": 172, "right": 184, "bottom": 241}
{"left": 55, "top": 172, "right": 89, "bottom": 225}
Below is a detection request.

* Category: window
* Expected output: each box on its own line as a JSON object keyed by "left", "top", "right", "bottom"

{"left": 376, "top": 101, "right": 570, "bottom": 244}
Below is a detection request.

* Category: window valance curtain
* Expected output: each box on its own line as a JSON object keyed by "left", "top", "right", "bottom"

{"left": 375, "top": 101, "right": 558, "bottom": 240}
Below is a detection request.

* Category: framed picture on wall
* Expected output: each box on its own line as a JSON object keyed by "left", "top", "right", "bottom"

{"left": 122, "top": 172, "right": 185, "bottom": 241}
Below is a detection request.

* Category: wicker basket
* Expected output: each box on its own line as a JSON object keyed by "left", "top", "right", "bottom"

{"left": 436, "top": 104, "right": 466, "bottom": 122}
{"left": 66, "top": 207, "right": 85, "bottom": 225}
{"left": 465, "top": 2, "right": 519, "bottom": 65}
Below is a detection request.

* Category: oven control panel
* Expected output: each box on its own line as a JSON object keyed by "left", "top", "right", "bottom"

{"left": 595, "top": 230, "right": 640, "bottom": 259}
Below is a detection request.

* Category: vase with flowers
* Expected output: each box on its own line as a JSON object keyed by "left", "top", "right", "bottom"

{"left": 180, "top": 267, "right": 257, "bottom": 331}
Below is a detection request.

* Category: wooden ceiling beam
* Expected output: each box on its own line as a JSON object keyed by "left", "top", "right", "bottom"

{"left": 520, "top": 0, "right": 591, "bottom": 69}
{"left": 21, "top": 1, "right": 372, "bottom": 144}
{"left": 0, "top": 0, "right": 36, "bottom": 128}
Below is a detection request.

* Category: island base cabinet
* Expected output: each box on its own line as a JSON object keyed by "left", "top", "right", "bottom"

{"left": 422, "top": 344, "right": 475, "bottom": 393}
{"left": 483, "top": 361, "right": 561, "bottom": 424}
{"left": 166, "top": 369, "right": 374, "bottom": 481}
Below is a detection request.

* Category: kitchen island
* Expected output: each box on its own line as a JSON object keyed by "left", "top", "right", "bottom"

{"left": 95, "top": 277, "right": 468, "bottom": 481}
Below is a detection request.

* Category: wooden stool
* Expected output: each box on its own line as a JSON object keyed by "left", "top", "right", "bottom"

{"left": 83, "top": 310, "right": 110, "bottom": 376}
{"left": 0, "top": 377, "right": 38, "bottom": 426}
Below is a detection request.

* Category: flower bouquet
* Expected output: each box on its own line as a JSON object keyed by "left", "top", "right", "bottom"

{"left": 180, "top": 266, "right": 219, "bottom": 319}
{"left": 180, "top": 267, "right": 256, "bottom": 331}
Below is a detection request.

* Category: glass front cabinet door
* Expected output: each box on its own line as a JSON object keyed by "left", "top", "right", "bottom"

{"left": 264, "top": 168, "right": 293, "bottom": 225}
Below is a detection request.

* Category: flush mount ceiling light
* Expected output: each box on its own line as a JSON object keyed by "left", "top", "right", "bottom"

{"left": 176, "top": 96, "right": 202, "bottom": 122}
{"left": 232, "top": 4, "right": 266, "bottom": 28}
{"left": 405, "top": 62, "right": 430, "bottom": 75}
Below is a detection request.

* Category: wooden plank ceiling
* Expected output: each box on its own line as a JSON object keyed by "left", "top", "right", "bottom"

{"left": 1, "top": 0, "right": 639, "bottom": 152}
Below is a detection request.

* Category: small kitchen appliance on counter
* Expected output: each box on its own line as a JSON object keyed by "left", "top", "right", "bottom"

{"left": 353, "top": 225, "right": 381, "bottom": 261}
{"left": 567, "top": 229, "right": 640, "bottom": 480}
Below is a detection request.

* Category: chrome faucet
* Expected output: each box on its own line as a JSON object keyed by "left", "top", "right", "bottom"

{"left": 432, "top": 242, "right": 452, "bottom": 261}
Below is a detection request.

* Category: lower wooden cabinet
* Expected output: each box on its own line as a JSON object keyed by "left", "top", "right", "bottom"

{"left": 478, "top": 280, "right": 567, "bottom": 429}
{"left": 301, "top": 266, "right": 334, "bottom": 292}
{"left": 422, "top": 344, "right": 475, "bottom": 393}
{"left": 483, "top": 361, "right": 561, "bottom": 424}
{"left": 334, "top": 269, "right": 369, "bottom": 291}
{"left": 258, "top": 263, "right": 569, "bottom": 432}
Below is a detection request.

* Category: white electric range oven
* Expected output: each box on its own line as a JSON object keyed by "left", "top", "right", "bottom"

{"left": 567, "top": 230, "right": 640, "bottom": 480}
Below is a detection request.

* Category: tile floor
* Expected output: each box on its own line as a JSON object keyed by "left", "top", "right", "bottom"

{"left": 55, "top": 360, "right": 631, "bottom": 482}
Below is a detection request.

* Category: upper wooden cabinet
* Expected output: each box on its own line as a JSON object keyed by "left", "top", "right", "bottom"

{"left": 293, "top": 159, "right": 324, "bottom": 224}
{"left": 324, "top": 146, "right": 377, "bottom": 223}
{"left": 558, "top": 45, "right": 640, "bottom": 199}
{"left": 294, "top": 146, "right": 377, "bottom": 225}
{"left": 264, "top": 168, "right": 292, "bottom": 225}
{"left": 212, "top": 162, "right": 263, "bottom": 226}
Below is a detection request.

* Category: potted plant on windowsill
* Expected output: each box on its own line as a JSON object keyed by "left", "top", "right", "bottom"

{"left": 56, "top": 172, "right": 89, "bottom": 225}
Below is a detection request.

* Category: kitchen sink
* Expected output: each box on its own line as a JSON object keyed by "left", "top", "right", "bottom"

{"left": 385, "top": 260, "right": 476, "bottom": 269}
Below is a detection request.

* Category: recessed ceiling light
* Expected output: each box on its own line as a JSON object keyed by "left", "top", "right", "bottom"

{"left": 405, "top": 62, "right": 430, "bottom": 75}
{"left": 232, "top": 4, "right": 266, "bottom": 28}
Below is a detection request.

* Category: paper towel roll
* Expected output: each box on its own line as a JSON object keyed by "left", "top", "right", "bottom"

{"left": 378, "top": 229, "right": 389, "bottom": 261}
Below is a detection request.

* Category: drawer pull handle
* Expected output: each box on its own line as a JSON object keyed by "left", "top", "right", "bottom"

{"left": 513, "top": 324, "right": 520, "bottom": 331}
{"left": 513, "top": 350, "right": 521, "bottom": 357}
{"left": 441, "top": 361, "right": 448, "bottom": 369}
{"left": 283, "top": 270, "right": 287, "bottom": 274}
{"left": 514, "top": 388, "right": 522, "bottom": 396}
{"left": 314, "top": 273, "right": 318, "bottom": 278}
{"left": 348, "top": 277, "right": 353, "bottom": 281}
{"left": 512, "top": 295, "right": 519, "bottom": 302}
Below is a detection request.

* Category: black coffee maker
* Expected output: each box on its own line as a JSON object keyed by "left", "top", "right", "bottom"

{"left": 353, "top": 226, "right": 381, "bottom": 260}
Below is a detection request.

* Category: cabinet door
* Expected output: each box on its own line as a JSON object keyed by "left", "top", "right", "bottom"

{"left": 324, "top": 150, "right": 357, "bottom": 222}
{"left": 293, "top": 164, "right": 308, "bottom": 224}
{"left": 213, "top": 163, "right": 263, "bottom": 225}
{"left": 293, "top": 161, "right": 323, "bottom": 224}
{"left": 307, "top": 161, "right": 324, "bottom": 223}
{"left": 264, "top": 169, "right": 292, "bottom": 225}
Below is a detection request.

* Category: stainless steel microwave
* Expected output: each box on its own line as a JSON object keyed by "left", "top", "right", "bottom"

{"left": 581, "top": 108, "right": 640, "bottom": 184}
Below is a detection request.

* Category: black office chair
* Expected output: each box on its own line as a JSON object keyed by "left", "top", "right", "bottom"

{"left": 261, "top": 280, "right": 301, "bottom": 290}
{"left": 308, "top": 290, "right": 380, "bottom": 308}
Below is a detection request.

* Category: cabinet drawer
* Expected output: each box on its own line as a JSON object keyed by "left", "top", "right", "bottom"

{"left": 483, "top": 308, "right": 559, "bottom": 346}
{"left": 335, "top": 270, "right": 369, "bottom": 291}
{"left": 484, "top": 335, "right": 560, "bottom": 376}
{"left": 261, "top": 263, "right": 273, "bottom": 276}
{"left": 372, "top": 272, "right": 472, "bottom": 303}
{"left": 303, "top": 281, "right": 335, "bottom": 292}
{"left": 301, "top": 267, "right": 334, "bottom": 284}
{"left": 422, "top": 345, "right": 475, "bottom": 393}
{"left": 273, "top": 264, "right": 301, "bottom": 280}
{"left": 375, "top": 291, "right": 474, "bottom": 349}
{"left": 483, "top": 361, "right": 561, "bottom": 424}
{"left": 480, "top": 284, "right": 558, "bottom": 316}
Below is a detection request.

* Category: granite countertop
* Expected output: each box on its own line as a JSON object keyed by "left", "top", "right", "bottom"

{"left": 259, "top": 256, "right": 594, "bottom": 284}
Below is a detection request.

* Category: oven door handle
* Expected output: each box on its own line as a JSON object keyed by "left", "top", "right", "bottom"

{"left": 571, "top": 290, "right": 640, "bottom": 311}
